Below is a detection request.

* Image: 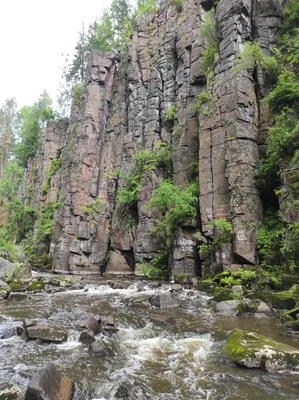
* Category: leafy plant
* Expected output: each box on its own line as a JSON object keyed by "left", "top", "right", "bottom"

{"left": 73, "top": 83, "right": 84, "bottom": 107}
{"left": 194, "top": 91, "right": 210, "bottom": 113}
{"left": 208, "top": 218, "right": 234, "bottom": 246}
{"left": 170, "top": 0, "right": 182, "bottom": 13}
{"left": 165, "top": 105, "right": 179, "bottom": 122}
{"left": 200, "top": 9, "right": 219, "bottom": 77}
{"left": 147, "top": 180, "right": 198, "bottom": 250}
{"left": 42, "top": 158, "right": 62, "bottom": 195}
{"left": 81, "top": 198, "right": 103, "bottom": 214}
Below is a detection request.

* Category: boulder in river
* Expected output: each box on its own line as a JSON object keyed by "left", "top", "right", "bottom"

{"left": 81, "top": 316, "right": 101, "bottom": 335}
{"left": 271, "top": 291, "right": 296, "bottom": 310}
{"left": 0, "top": 279, "right": 11, "bottom": 300}
{"left": 89, "top": 340, "right": 115, "bottom": 357}
{"left": 0, "top": 257, "right": 14, "bottom": 281}
{"left": 26, "top": 324, "right": 68, "bottom": 343}
{"left": 224, "top": 329, "right": 299, "bottom": 371}
{"left": 215, "top": 300, "right": 243, "bottom": 316}
{"left": 79, "top": 330, "right": 95, "bottom": 345}
{"left": 107, "top": 280, "right": 132, "bottom": 290}
{"left": 25, "top": 363, "right": 74, "bottom": 400}
{"left": 149, "top": 293, "right": 181, "bottom": 309}
{"left": 114, "top": 380, "right": 145, "bottom": 399}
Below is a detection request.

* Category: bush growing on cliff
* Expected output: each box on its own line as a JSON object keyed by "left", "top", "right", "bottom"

{"left": 147, "top": 180, "right": 198, "bottom": 250}
{"left": 200, "top": 9, "right": 219, "bottom": 77}
{"left": 118, "top": 144, "right": 172, "bottom": 206}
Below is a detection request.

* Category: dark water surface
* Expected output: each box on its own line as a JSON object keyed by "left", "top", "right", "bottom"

{"left": 0, "top": 276, "right": 299, "bottom": 399}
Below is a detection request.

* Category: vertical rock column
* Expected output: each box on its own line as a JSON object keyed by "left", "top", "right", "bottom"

{"left": 52, "top": 52, "right": 117, "bottom": 274}
{"left": 200, "top": 0, "right": 263, "bottom": 269}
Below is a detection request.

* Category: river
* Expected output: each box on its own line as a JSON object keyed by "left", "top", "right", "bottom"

{"left": 0, "top": 276, "right": 299, "bottom": 399}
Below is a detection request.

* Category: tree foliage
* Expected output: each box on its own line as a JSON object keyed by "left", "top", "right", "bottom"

{"left": 14, "top": 91, "right": 54, "bottom": 167}
{"left": 0, "top": 98, "right": 18, "bottom": 178}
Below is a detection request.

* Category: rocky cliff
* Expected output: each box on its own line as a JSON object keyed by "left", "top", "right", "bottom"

{"left": 24, "top": 0, "right": 290, "bottom": 277}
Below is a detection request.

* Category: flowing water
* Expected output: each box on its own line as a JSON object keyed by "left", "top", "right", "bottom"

{"left": 1, "top": 276, "right": 299, "bottom": 399}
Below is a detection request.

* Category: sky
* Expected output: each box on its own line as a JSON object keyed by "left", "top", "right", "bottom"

{"left": 0, "top": 0, "right": 112, "bottom": 109}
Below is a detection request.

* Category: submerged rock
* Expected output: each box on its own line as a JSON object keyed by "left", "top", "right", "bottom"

{"left": 224, "top": 329, "right": 299, "bottom": 371}
{"left": 25, "top": 363, "right": 74, "bottom": 400}
{"left": 26, "top": 324, "right": 68, "bottom": 343}
{"left": 0, "top": 279, "right": 11, "bottom": 300}
{"left": 149, "top": 294, "right": 181, "bottom": 309}
{"left": 107, "top": 281, "right": 132, "bottom": 290}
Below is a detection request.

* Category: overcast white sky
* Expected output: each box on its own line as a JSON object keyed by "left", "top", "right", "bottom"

{"left": 0, "top": 0, "right": 112, "bottom": 109}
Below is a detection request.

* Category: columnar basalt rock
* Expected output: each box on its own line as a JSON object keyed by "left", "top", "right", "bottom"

{"left": 22, "top": 0, "right": 286, "bottom": 276}
{"left": 199, "top": 0, "right": 283, "bottom": 269}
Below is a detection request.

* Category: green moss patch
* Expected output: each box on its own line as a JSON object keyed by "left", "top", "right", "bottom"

{"left": 224, "top": 329, "right": 299, "bottom": 371}
{"left": 271, "top": 291, "right": 296, "bottom": 310}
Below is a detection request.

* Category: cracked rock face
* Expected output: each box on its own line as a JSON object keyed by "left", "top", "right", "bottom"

{"left": 23, "top": 0, "right": 286, "bottom": 276}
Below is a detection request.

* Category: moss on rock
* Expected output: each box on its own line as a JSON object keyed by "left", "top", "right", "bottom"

{"left": 27, "top": 279, "right": 45, "bottom": 291}
{"left": 197, "top": 280, "right": 217, "bottom": 293}
{"left": 9, "top": 281, "right": 26, "bottom": 292}
{"left": 271, "top": 291, "right": 296, "bottom": 310}
{"left": 212, "top": 287, "right": 241, "bottom": 302}
{"left": 224, "top": 329, "right": 299, "bottom": 371}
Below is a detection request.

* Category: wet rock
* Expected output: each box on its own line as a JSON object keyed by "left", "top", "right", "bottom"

{"left": 215, "top": 300, "right": 242, "bottom": 316}
{"left": 255, "top": 302, "right": 272, "bottom": 315}
{"left": 231, "top": 285, "right": 243, "bottom": 296}
{"left": 0, "top": 385, "right": 23, "bottom": 400}
{"left": 169, "top": 284, "right": 183, "bottom": 293}
{"left": 224, "top": 329, "right": 299, "bottom": 371}
{"left": 0, "top": 257, "right": 14, "bottom": 280}
{"left": 81, "top": 317, "right": 101, "bottom": 335}
{"left": 149, "top": 294, "right": 181, "bottom": 309}
{"left": 107, "top": 281, "right": 132, "bottom": 290}
{"left": 25, "top": 363, "right": 74, "bottom": 400}
{"left": 79, "top": 330, "right": 95, "bottom": 345}
{"left": 9, "top": 280, "right": 27, "bottom": 292}
{"left": 271, "top": 291, "right": 296, "bottom": 310}
{"left": 88, "top": 340, "right": 114, "bottom": 357}
{"left": 212, "top": 288, "right": 238, "bottom": 303}
{"left": 0, "top": 279, "right": 11, "bottom": 300}
{"left": 102, "top": 326, "right": 119, "bottom": 337}
{"left": 0, "top": 323, "right": 23, "bottom": 339}
{"left": 27, "top": 279, "right": 45, "bottom": 291}
{"left": 114, "top": 380, "right": 145, "bottom": 399}
{"left": 197, "top": 280, "right": 217, "bottom": 293}
{"left": 26, "top": 324, "right": 68, "bottom": 343}
{"left": 99, "top": 316, "right": 115, "bottom": 327}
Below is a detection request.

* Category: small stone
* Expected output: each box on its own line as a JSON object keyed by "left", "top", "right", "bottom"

{"left": 81, "top": 317, "right": 101, "bottom": 335}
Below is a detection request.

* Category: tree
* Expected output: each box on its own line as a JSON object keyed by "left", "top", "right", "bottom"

{"left": 15, "top": 91, "right": 54, "bottom": 167}
{"left": 0, "top": 98, "right": 18, "bottom": 178}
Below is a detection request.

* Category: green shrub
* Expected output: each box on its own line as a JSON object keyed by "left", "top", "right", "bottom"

{"left": 170, "top": 0, "right": 182, "bottom": 13}
{"left": 118, "top": 144, "right": 172, "bottom": 206}
{"left": 137, "top": 0, "right": 158, "bottom": 16}
{"left": 208, "top": 218, "right": 234, "bottom": 246}
{"left": 200, "top": 9, "right": 219, "bottom": 77}
{"left": 81, "top": 198, "right": 103, "bottom": 214}
{"left": 36, "top": 202, "right": 63, "bottom": 243}
{"left": 165, "top": 105, "right": 179, "bottom": 122}
{"left": 257, "top": 209, "right": 284, "bottom": 267}
{"left": 42, "top": 158, "right": 62, "bottom": 195}
{"left": 194, "top": 91, "right": 210, "bottom": 113}
{"left": 147, "top": 180, "right": 198, "bottom": 250}
{"left": 74, "top": 83, "right": 84, "bottom": 107}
